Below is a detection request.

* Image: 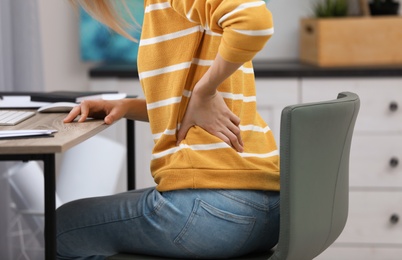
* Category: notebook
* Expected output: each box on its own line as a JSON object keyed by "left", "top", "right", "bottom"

{"left": 30, "top": 91, "right": 119, "bottom": 103}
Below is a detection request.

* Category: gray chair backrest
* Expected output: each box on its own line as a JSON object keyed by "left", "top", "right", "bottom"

{"left": 269, "top": 92, "right": 360, "bottom": 260}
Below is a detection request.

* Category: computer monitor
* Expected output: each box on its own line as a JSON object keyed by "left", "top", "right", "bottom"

{"left": 79, "top": 2, "right": 143, "bottom": 63}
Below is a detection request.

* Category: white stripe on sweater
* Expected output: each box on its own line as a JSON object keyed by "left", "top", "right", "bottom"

{"left": 152, "top": 142, "right": 230, "bottom": 159}
{"left": 147, "top": 96, "right": 181, "bottom": 110}
{"left": 183, "top": 89, "right": 192, "bottom": 98}
{"left": 152, "top": 124, "right": 270, "bottom": 141}
{"left": 239, "top": 66, "right": 254, "bottom": 74}
{"left": 240, "top": 125, "right": 271, "bottom": 133}
{"left": 186, "top": 8, "right": 196, "bottom": 23}
{"left": 239, "top": 150, "right": 279, "bottom": 158}
{"left": 140, "top": 58, "right": 252, "bottom": 80}
{"left": 192, "top": 58, "right": 213, "bottom": 66}
{"left": 139, "top": 62, "right": 192, "bottom": 80}
{"left": 192, "top": 59, "right": 252, "bottom": 73}
{"left": 179, "top": 90, "right": 256, "bottom": 103}
{"left": 205, "top": 29, "right": 222, "bottom": 37}
{"left": 140, "top": 26, "right": 203, "bottom": 46}
{"left": 152, "top": 142, "right": 278, "bottom": 160}
{"left": 153, "top": 128, "right": 177, "bottom": 140}
{"left": 145, "top": 2, "right": 170, "bottom": 13}
{"left": 219, "top": 92, "right": 256, "bottom": 102}
{"left": 192, "top": 59, "right": 253, "bottom": 74}
{"left": 233, "top": 28, "right": 274, "bottom": 36}
{"left": 218, "top": 1, "right": 266, "bottom": 27}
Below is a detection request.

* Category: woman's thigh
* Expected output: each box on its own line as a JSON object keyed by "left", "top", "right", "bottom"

{"left": 56, "top": 187, "right": 168, "bottom": 259}
{"left": 56, "top": 188, "right": 279, "bottom": 260}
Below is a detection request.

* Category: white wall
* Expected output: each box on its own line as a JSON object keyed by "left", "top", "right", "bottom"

{"left": 256, "top": 0, "right": 314, "bottom": 61}
{"left": 37, "top": 0, "right": 315, "bottom": 91}
{"left": 37, "top": 0, "right": 93, "bottom": 92}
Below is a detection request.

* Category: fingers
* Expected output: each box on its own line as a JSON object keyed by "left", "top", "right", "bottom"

{"left": 216, "top": 129, "right": 244, "bottom": 153}
{"left": 77, "top": 102, "right": 90, "bottom": 122}
{"left": 63, "top": 105, "right": 81, "bottom": 123}
{"left": 104, "top": 113, "right": 118, "bottom": 125}
{"left": 230, "top": 113, "right": 241, "bottom": 126}
{"left": 176, "top": 121, "right": 192, "bottom": 146}
{"left": 62, "top": 100, "right": 94, "bottom": 123}
{"left": 227, "top": 121, "right": 244, "bottom": 151}
{"left": 63, "top": 100, "right": 124, "bottom": 125}
{"left": 218, "top": 116, "right": 243, "bottom": 152}
{"left": 177, "top": 119, "right": 244, "bottom": 152}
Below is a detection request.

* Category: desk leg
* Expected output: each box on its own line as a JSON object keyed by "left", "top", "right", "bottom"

{"left": 43, "top": 154, "right": 56, "bottom": 260}
{"left": 126, "top": 119, "right": 135, "bottom": 190}
{"left": 0, "top": 154, "right": 57, "bottom": 260}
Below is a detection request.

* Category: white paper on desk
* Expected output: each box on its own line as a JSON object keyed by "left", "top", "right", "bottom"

{"left": 0, "top": 96, "right": 51, "bottom": 108}
{"left": 0, "top": 129, "right": 58, "bottom": 139}
{"left": 101, "top": 93, "right": 127, "bottom": 100}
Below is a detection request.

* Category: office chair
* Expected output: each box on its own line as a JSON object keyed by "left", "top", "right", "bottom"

{"left": 106, "top": 92, "right": 360, "bottom": 260}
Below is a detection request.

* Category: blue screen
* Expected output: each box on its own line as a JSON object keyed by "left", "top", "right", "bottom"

{"left": 80, "top": 2, "right": 143, "bottom": 63}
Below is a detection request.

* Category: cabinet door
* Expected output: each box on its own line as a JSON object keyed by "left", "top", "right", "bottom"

{"left": 255, "top": 79, "right": 299, "bottom": 144}
{"left": 350, "top": 135, "right": 402, "bottom": 188}
{"left": 301, "top": 78, "right": 402, "bottom": 133}
{"left": 335, "top": 191, "right": 402, "bottom": 245}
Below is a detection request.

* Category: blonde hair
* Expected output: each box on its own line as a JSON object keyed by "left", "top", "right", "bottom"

{"left": 69, "top": 0, "right": 139, "bottom": 42}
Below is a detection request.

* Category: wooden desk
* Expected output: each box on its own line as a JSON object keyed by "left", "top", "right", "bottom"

{"left": 0, "top": 111, "right": 136, "bottom": 260}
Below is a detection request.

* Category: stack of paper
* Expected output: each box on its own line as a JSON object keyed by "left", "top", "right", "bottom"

{"left": 0, "top": 129, "right": 58, "bottom": 139}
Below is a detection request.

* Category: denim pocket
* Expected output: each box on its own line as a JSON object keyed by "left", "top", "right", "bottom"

{"left": 174, "top": 198, "right": 256, "bottom": 259}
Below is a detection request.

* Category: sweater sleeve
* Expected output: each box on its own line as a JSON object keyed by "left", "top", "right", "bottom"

{"left": 168, "top": 0, "right": 274, "bottom": 63}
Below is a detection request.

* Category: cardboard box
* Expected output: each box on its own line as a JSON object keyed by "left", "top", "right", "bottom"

{"left": 300, "top": 17, "right": 402, "bottom": 67}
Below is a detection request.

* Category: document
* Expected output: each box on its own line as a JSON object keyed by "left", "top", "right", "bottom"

{"left": 0, "top": 95, "right": 51, "bottom": 108}
{"left": 0, "top": 129, "right": 58, "bottom": 139}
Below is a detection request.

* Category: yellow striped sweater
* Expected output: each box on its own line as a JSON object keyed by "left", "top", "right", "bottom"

{"left": 137, "top": 0, "right": 279, "bottom": 191}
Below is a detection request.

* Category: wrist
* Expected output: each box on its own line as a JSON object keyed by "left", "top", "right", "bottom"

{"left": 193, "top": 73, "right": 218, "bottom": 98}
{"left": 193, "top": 84, "right": 217, "bottom": 101}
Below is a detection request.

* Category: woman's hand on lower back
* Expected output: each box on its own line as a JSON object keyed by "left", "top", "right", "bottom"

{"left": 176, "top": 53, "right": 244, "bottom": 152}
{"left": 176, "top": 88, "right": 244, "bottom": 153}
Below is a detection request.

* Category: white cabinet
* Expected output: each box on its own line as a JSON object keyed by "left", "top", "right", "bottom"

{"left": 301, "top": 78, "right": 402, "bottom": 133}
{"left": 255, "top": 79, "right": 300, "bottom": 144}
{"left": 301, "top": 78, "right": 402, "bottom": 260}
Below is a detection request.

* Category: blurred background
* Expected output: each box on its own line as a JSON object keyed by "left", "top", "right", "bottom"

{"left": 1, "top": 0, "right": 401, "bottom": 259}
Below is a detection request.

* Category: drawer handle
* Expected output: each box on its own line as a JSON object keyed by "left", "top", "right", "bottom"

{"left": 390, "top": 157, "right": 399, "bottom": 168}
{"left": 305, "top": 25, "right": 314, "bottom": 34}
{"left": 389, "top": 102, "right": 399, "bottom": 112}
{"left": 390, "top": 214, "right": 399, "bottom": 224}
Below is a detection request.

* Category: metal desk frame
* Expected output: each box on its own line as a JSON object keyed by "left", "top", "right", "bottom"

{"left": 0, "top": 119, "right": 136, "bottom": 260}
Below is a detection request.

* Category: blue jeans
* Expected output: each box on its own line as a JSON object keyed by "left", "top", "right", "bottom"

{"left": 56, "top": 188, "right": 279, "bottom": 260}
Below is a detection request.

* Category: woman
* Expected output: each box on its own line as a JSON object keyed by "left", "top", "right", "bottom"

{"left": 57, "top": 0, "right": 280, "bottom": 259}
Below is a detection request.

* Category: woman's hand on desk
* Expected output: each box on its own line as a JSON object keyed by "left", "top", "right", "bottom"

{"left": 63, "top": 99, "right": 126, "bottom": 124}
{"left": 63, "top": 98, "right": 149, "bottom": 124}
